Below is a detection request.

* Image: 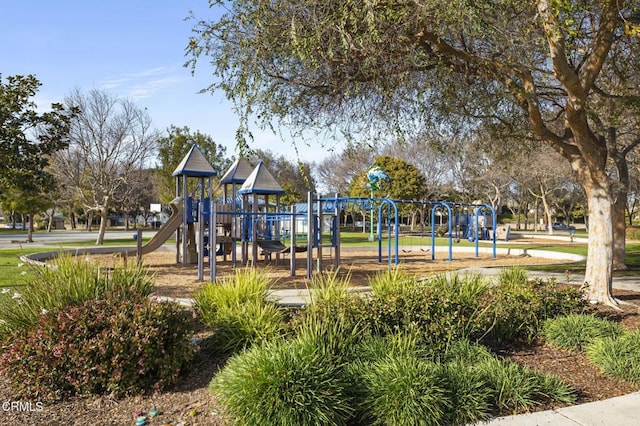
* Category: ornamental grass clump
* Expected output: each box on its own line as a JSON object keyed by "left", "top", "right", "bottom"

{"left": 435, "top": 362, "right": 492, "bottom": 425}
{"left": 194, "top": 267, "right": 285, "bottom": 355}
{"left": 0, "top": 293, "right": 196, "bottom": 402}
{"left": 475, "top": 358, "right": 576, "bottom": 412}
{"left": 210, "top": 336, "right": 354, "bottom": 426}
{"left": 587, "top": 331, "right": 640, "bottom": 386}
{"left": 369, "top": 267, "right": 417, "bottom": 298}
{"left": 357, "top": 355, "right": 449, "bottom": 426}
{"left": 0, "top": 254, "right": 153, "bottom": 336}
{"left": 543, "top": 314, "right": 624, "bottom": 353}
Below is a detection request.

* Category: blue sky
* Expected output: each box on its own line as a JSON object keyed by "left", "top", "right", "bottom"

{"left": 1, "top": 1, "right": 333, "bottom": 164}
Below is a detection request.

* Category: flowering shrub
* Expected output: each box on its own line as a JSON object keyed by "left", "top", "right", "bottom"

{"left": 0, "top": 293, "right": 196, "bottom": 402}
{"left": 0, "top": 254, "right": 154, "bottom": 337}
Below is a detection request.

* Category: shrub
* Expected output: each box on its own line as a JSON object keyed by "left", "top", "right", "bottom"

{"left": 357, "top": 355, "right": 449, "bottom": 426}
{"left": 587, "top": 331, "right": 640, "bottom": 386}
{"left": 0, "top": 254, "right": 153, "bottom": 336}
{"left": 369, "top": 267, "right": 418, "bottom": 298}
{"left": 194, "top": 268, "right": 285, "bottom": 354}
{"left": 210, "top": 337, "right": 354, "bottom": 425}
{"left": 543, "top": 314, "right": 624, "bottom": 352}
{"left": 484, "top": 272, "right": 586, "bottom": 345}
{"left": 0, "top": 293, "right": 196, "bottom": 402}
{"left": 356, "top": 272, "right": 490, "bottom": 351}
{"left": 475, "top": 358, "right": 576, "bottom": 412}
{"left": 436, "top": 362, "right": 492, "bottom": 425}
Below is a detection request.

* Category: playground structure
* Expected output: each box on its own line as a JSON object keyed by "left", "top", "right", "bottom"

{"left": 130, "top": 145, "right": 503, "bottom": 282}
{"left": 20, "top": 146, "right": 585, "bottom": 282}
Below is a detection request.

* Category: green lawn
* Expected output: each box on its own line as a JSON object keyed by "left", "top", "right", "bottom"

{"left": 0, "top": 248, "right": 44, "bottom": 287}
{"left": 0, "top": 237, "right": 154, "bottom": 288}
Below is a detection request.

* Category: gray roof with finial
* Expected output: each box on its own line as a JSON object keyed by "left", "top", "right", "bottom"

{"left": 219, "top": 157, "right": 254, "bottom": 184}
{"left": 171, "top": 145, "right": 218, "bottom": 177}
{"left": 238, "top": 161, "right": 285, "bottom": 195}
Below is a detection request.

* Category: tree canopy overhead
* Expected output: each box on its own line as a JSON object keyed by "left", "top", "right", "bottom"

{"left": 187, "top": 0, "right": 640, "bottom": 305}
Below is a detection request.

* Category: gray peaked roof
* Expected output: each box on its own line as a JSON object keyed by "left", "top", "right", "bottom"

{"left": 238, "top": 161, "right": 285, "bottom": 195}
{"left": 171, "top": 145, "right": 218, "bottom": 177}
{"left": 219, "top": 157, "right": 254, "bottom": 184}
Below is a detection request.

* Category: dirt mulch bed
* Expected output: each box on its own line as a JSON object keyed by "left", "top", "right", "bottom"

{"left": 143, "top": 247, "right": 569, "bottom": 298}
{"left": 1, "top": 249, "right": 639, "bottom": 425}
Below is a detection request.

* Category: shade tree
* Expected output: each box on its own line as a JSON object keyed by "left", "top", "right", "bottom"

{"left": 186, "top": 1, "right": 639, "bottom": 305}
{"left": 0, "top": 74, "right": 74, "bottom": 241}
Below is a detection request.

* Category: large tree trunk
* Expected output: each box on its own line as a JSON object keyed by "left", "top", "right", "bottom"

{"left": 609, "top": 127, "right": 630, "bottom": 271}
{"left": 47, "top": 211, "right": 54, "bottom": 232}
{"left": 583, "top": 181, "right": 616, "bottom": 306}
{"left": 612, "top": 195, "right": 627, "bottom": 271}
{"left": 26, "top": 214, "right": 34, "bottom": 243}
{"left": 96, "top": 209, "right": 108, "bottom": 245}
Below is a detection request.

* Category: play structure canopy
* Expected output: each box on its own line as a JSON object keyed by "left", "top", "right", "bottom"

{"left": 238, "top": 161, "right": 285, "bottom": 195}
{"left": 171, "top": 145, "right": 218, "bottom": 177}
{"left": 219, "top": 157, "right": 254, "bottom": 184}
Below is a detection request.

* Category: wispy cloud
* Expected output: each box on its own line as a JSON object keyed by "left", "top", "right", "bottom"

{"left": 99, "top": 66, "right": 183, "bottom": 100}
{"left": 128, "top": 77, "right": 182, "bottom": 100}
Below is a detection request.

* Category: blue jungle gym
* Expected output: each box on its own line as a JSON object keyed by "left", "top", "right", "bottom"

{"left": 143, "top": 145, "right": 498, "bottom": 282}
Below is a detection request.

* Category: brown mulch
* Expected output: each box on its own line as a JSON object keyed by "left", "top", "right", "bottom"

{"left": 1, "top": 248, "right": 640, "bottom": 425}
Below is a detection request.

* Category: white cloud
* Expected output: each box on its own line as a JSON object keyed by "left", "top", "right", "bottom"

{"left": 99, "top": 66, "right": 183, "bottom": 100}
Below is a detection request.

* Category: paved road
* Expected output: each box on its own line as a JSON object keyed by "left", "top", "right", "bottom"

{"left": 0, "top": 229, "right": 159, "bottom": 248}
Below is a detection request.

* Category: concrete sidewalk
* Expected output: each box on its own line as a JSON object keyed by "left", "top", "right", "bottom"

{"left": 479, "top": 391, "right": 640, "bottom": 425}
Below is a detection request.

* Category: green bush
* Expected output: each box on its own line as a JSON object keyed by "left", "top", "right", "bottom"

{"left": 0, "top": 254, "right": 153, "bottom": 336}
{"left": 436, "top": 362, "right": 492, "bottom": 425}
{"left": 484, "top": 271, "right": 586, "bottom": 345}
{"left": 357, "top": 355, "right": 449, "bottom": 426}
{"left": 476, "top": 358, "right": 576, "bottom": 412}
{"left": 356, "top": 272, "right": 490, "bottom": 351}
{"left": 194, "top": 268, "right": 285, "bottom": 354}
{"left": 369, "top": 267, "right": 418, "bottom": 298}
{"left": 587, "top": 331, "right": 640, "bottom": 386}
{"left": 210, "top": 336, "right": 354, "bottom": 425}
{"left": 543, "top": 314, "right": 624, "bottom": 352}
{"left": 0, "top": 293, "right": 195, "bottom": 402}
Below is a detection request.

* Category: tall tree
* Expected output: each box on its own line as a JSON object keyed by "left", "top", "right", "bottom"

{"left": 155, "top": 125, "right": 232, "bottom": 204}
{"left": 0, "top": 74, "right": 74, "bottom": 241}
{"left": 53, "top": 89, "right": 159, "bottom": 244}
{"left": 187, "top": 1, "right": 640, "bottom": 306}
{"left": 315, "top": 145, "right": 375, "bottom": 196}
